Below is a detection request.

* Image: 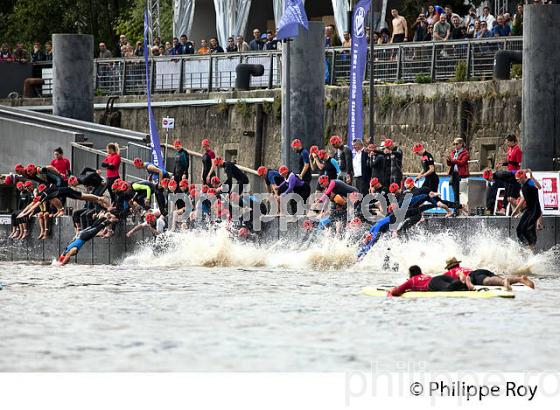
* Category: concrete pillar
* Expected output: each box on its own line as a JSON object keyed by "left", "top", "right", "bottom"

{"left": 522, "top": 5, "right": 560, "bottom": 171}
{"left": 52, "top": 34, "right": 94, "bottom": 122}
{"left": 281, "top": 22, "right": 325, "bottom": 170}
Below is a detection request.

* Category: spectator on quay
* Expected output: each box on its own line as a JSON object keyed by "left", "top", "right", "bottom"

{"left": 13, "top": 42, "right": 31, "bottom": 63}
{"left": 433, "top": 14, "right": 451, "bottom": 41}
{"left": 342, "top": 31, "right": 352, "bottom": 47}
{"left": 512, "top": 4, "right": 523, "bottom": 36}
{"left": 45, "top": 41, "right": 53, "bottom": 61}
{"left": 134, "top": 41, "right": 144, "bottom": 57}
{"left": 31, "top": 41, "right": 45, "bottom": 62}
{"left": 480, "top": 6, "right": 496, "bottom": 28}
{"left": 236, "top": 35, "right": 250, "bottom": 52}
{"left": 226, "top": 37, "right": 237, "bottom": 52}
{"left": 153, "top": 36, "right": 162, "bottom": 47}
{"left": 164, "top": 41, "right": 175, "bottom": 55}
{"left": 426, "top": 24, "right": 434, "bottom": 41}
{"left": 158, "top": 45, "right": 165, "bottom": 56}
{"left": 391, "top": 9, "right": 408, "bottom": 43}
{"left": 0, "top": 43, "right": 14, "bottom": 62}
{"left": 444, "top": 5, "right": 461, "bottom": 23}
{"left": 151, "top": 46, "right": 161, "bottom": 56}
{"left": 467, "top": 19, "right": 480, "bottom": 38}
{"left": 426, "top": 5, "right": 440, "bottom": 25}
{"left": 492, "top": 15, "right": 511, "bottom": 37}
{"left": 98, "top": 42, "right": 113, "bottom": 59}
{"left": 172, "top": 37, "right": 179, "bottom": 52}
{"left": 446, "top": 137, "right": 470, "bottom": 214}
{"left": 475, "top": 21, "right": 493, "bottom": 38}
{"left": 463, "top": 6, "right": 477, "bottom": 34}
{"left": 503, "top": 13, "right": 512, "bottom": 28}
{"left": 123, "top": 44, "right": 135, "bottom": 58}
{"left": 177, "top": 34, "right": 194, "bottom": 54}
{"left": 449, "top": 16, "right": 466, "bottom": 40}
{"left": 198, "top": 39, "right": 210, "bottom": 54}
{"left": 325, "top": 24, "right": 341, "bottom": 47}
{"left": 377, "top": 28, "right": 391, "bottom": 45}
{"left": 413, "top": 14, "right": 430, "bottom": 42}
{"left": 50, "top": 147, "right": 71, "bottom": 180}
{"left": 116, "top": 34, "right": 128, "bottom": 57}
{"left": 209, "top": 38, "right": 224, "bottom": 53}
{"left": 265, "top": 31, "right": 278, "bottom": 50}
{"left": 250, "top": 28, "right": 264, "bottom": 50}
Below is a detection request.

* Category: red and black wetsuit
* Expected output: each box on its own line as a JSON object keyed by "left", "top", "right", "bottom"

{"left": 420, "top": 150, "right": 439, "bottom": 193}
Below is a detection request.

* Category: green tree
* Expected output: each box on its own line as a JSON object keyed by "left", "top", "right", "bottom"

{"left": 113, "top": 0, "right": 174, "bottom": 45}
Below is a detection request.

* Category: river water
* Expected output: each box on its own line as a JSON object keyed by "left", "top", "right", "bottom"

{"left": 1, "top": 227, "right": 559, "bottom": 372}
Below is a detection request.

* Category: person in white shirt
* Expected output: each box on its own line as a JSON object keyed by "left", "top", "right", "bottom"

{"left": 480, "top": 6, "right": 496, "bottom": 28}
{"left": 351, "top": 138, "right": 371, "bottom": 195}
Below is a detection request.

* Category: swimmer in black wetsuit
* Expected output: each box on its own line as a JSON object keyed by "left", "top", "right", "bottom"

{"left": 512, "top": 169, "right": 542, "bottom": 250}
{"left": 58, "top": 215, "right": 116, "bottom": 265}
{"left": 412, "top": 143, "right": 439, "bottom": 193}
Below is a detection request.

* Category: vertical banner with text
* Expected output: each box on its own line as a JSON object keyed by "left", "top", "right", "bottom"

{"left": 144, "top": 9, "right": 165, "bottom": 169}
{"left": 347, "top": 0, "right": 371, "bottom": 147}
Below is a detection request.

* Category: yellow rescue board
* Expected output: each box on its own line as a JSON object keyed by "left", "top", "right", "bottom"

{"left": 362, "top": 287, "right": 515, "bottom": 299}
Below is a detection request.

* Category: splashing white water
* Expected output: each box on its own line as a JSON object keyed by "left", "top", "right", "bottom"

{"left": 122, "top": 225, "right": 558, "bottom": 276}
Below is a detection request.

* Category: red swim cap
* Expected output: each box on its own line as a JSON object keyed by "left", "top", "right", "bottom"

{"left": 291, "top": 138, "right": 302, "bottom": 149}
{"left": 211, "top": 176, "right": 221, "bottom": 186}
{"left": 278, "top": 165, "right": 289, "bottom": 176}
{"left": 38, "top": 184, "right": 47, "bottom": 192}
{"left": 383, "top": 138, "right": 394, "bottom": 148}
{"left": 201, "top": 139, "right": 210, "bottom": 147}
{"left": 111, "top": 181, "right": 121, "bottom": 191}
{"left": 26, "top": 164, "right": 37, "bottom": 175}
{"left": 515, "top": 170, "right": 527, "bottom": 180}
{"left": 179, "top": 179, "right": 189, "bottom": 189}
{"left": 412, "top": 143, "right": 424, "bottom": 153}
{"left": 145, "top": 213, "right": 156, "bottom": 224}
{"left": 370, "top": 177, "right": 380, "bottom": 187}
{"left": 161, "top": 178, "right": 170, "bottom": 188}
{"left": 68, "top": 176, "right": 78, "bottom": 186}
{"left": 257, "top": 166, "right": 267, "bottom": 176}
{"left": 120, "top": 181, "right": 129, "bottom": 191}
{"left": 207, "top": 188, "right": 216, "bottom": 196}
{"left": 201, "top": 185, "right": 209, "bottom": 193}
{"left": 363, "top": 232, "right": 373, "bottom": 244}
{"left": 133, "top": 158, "right": 143, "bottom": 168}
{"left": 213, "top": 156, "right": 224, "bottom": 167}
{"left": 317, "top": 149, "right": 328, "bottom": 160}
{"left": 329, "top": 135, "right": 342, "bottom": 146}
{"left": 238, "top": 227, "right": 249, "bottom": 238}
{"left": 24, "top": 180, "right": 33, "bottom": 188}
{"left": 168, "top": 179, "right": 177, "bottom": 189}
{"left": 404, "top": 177, "right": 415, "bottom": 187}
{"left": 173, "top": 139, "right": 182, "bottom": 148}
{"left": 389, "top": 183, "right": 400, "bottom": 193}
{"left": 309, "top": 145, "right": 319, "bottom": 155}
{"left": 16, "top": 181, "right": 24, "bottom": 190}
{"left": 15, "top": 164, "right": 24, "bottom": 174}
{"left": 318, "top": 175, "right": 329, "bottom": 186}
{"left": 4, "top": 175, "right": 13, "bottom": 185}
{"left": 302, "top": 219, "right": 314, "bottom": 231}
{"left": 482, "top": 169, "right": 493, "bottom": 180}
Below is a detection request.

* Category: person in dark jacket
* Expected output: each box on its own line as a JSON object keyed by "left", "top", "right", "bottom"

{"left": 172, "top": 139, "right": 189, "bottom": 184}
{"left": 380, "top": 138, "right": 403, "bottom": 189}
{"left": 351, "top": 138, "right": 372, "bottom": 196}
{"left": 177, "top": 34, "right": 195, "bottom": 54}
{"left": 447, "top": 137, "right": 470, "bottom": 214}
{"left": 366, "top": 143, "right": 385, "bottom": 183}
{"left": 209, "top": 156, "right": 249, "bottom": 197}
{"left": 330, "top": 135, "right": 353, "bottom": 184}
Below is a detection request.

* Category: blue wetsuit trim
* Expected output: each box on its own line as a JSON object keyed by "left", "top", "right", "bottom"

{"left": 64, "top": 238, "right": 85, "bottom": 254}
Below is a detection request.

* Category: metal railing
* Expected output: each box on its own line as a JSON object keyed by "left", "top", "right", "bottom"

{"left": 34, "top": 37, "right": 522, "bottom": 97}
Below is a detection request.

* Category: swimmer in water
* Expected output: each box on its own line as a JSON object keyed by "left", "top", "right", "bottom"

{"left": 57, "top": 214, "right": 116, "bottom": 265}
{"left": 388, "top": 265, "right": 471, "bottom": 297}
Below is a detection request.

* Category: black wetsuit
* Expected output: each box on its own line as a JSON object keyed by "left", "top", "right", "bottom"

{"left": 486, "top": 171, "right": 519, "bottom": 211}
{"left": 201, "top": 151, "right": 215, "bottom": 183}
{"left": 428, "top": 275, "right": 468, "bottom": 291}
{"left": 78, "top": 167, "right": 105, "bottom": 196}
{"left": 11, "top": 190, "right": 33, "bottom": 226}
{"left": 420, "top": 151, "right": 439, "bottom": 193}
{"left": 41, "top": 186, "right": 83, "bottom": 203}
{"left": 516, "top": 181, "right": 542, "bottom": 246}
{"left": 173, "top": 148, "right": 190, "bottom": 184}
{"left": 223, "top": 161, "right": 249, "bottom": 196}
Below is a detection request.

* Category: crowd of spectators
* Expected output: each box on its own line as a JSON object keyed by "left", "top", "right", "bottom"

{"left": 98, "top": 29, "right": 281, "bottom": 60}
{"left": 0, "top": 41, "right": 52, "bottom": 63}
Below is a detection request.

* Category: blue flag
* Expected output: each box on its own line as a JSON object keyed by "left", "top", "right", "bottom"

{"left": 144, "top": 9, "right": 164, "bottom": 169}
{"left": 276, "top": 0, "right": 309, "bottom": 40}
{"left": 347, "top": 0, "right": 371, "bottom": 147}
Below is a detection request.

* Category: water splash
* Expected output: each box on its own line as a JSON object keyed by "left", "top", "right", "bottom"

{"left": 122, "top": 225, "right": 559, "bottom": 276}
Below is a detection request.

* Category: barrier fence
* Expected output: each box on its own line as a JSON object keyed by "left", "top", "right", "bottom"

{"left": 34, "top": 37, "right": 522, "bottom": 97}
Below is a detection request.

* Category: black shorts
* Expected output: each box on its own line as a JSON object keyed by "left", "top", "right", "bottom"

{"left": 469, "top": 269, "right": 496, "bottom": 286}
{"left": 428, "top": 275, "right": 468, "bottom": 291}
{"left": 393, "top": 33, "right": 405, "bottom": 43}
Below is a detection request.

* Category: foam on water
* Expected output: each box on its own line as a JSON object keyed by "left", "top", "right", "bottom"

{"left": 122, "top": 225, "right": 559, "bottom": 276}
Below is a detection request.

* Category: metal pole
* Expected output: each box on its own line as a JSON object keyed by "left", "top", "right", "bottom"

{"left": 281, "top": 38, "right": 292, "bottom": 166}
{"left": 368, "top": 6, "right": 375, "bottom": 144}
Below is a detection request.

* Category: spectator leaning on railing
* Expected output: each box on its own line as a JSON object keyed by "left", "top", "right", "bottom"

{"left": 0, "top": 43, "right": 14, "bottom": 62}
{"left": 209, "top": 38, "right": 224, "bottom": 53}
{"left": 250, "top": 28, "right": 264, "bottom": 50}
{"left": 226, "top": 37, "right": 237, "bottom": 52}
{"left": 342, "top": 31, "right": 351, "bottom": 47}
{"left": 449, "top": 15, "right": 466, "bottom": 40}
{"left": 177, "top": 34, "right": 194, "bottom": 54}
{"left": 13, "top": 42, "right": 30, "bottom": 63}
{"left": 134, "top": 41, "right": 143, "bottom": 57}
{"left": 236, "top": 35, "right": 250, "bottom": 52}
{"left": 480, "top": 6, "right": 496, "bottom": 28}
{"left": 31, "top": 42, "right": 45, "bottom": 62}
{"left": 433, "top": 14, "right": 450, "bottom": 41}
{"left": 512, "top": 3, "right": 523, "bottom": 36}
{"left": 198, "top": 39, "right": 210, "bottom": 55}
{"left": 413, "top": 14, "right": 430, "bottom": 42}
{"left": 45, "top": 41, "right": 53, "bottom": 60}
{"left": 475, "top": 21, "right": 493, "bottom": 39}
{"left": 98, "top": 42, "right": 113, "bottom": 59}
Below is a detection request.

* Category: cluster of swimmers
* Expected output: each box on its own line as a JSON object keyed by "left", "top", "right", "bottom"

{"left": 1, "top": 133, "right": 542, "bottom": 270}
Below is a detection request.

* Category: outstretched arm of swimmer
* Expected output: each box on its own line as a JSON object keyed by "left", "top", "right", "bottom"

{"left": 318, "top": 180, "right": 337, "bottom": 202}
{"left": 126, "top": 223, "right": 145, "bottom": 238}
{"left": 527, "top": 169, "right": 542, "bottom": 190}
{"left": 18, "top": 197, "right": 42, "bottom": 218}
{"left": 388, "top": 278, "right": 412, "bottom": 297}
